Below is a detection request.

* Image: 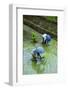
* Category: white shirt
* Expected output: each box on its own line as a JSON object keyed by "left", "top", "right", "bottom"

{"left": 42, "top": 34, "right": 47, "bottom": 42}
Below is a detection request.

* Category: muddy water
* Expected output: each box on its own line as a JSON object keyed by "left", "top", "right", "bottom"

{"left": 23, "top": 25, "right": 57, "bottom": 75}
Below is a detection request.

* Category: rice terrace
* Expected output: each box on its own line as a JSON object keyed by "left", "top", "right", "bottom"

{"left": 23, "top": 15, "right": 57, "bottom": 75}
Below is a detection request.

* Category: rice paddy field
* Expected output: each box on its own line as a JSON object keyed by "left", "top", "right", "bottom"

{"left": 23, "top": 24, "right": 57, "bottom": 75}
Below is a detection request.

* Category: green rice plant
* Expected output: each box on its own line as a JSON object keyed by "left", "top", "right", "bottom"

{"left": 32, "top": 32, "right": 37, "bottom": 43}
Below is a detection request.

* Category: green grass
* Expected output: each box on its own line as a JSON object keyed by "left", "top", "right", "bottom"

{"left": 44, "top": 16, "right": 57, "bottom": 23}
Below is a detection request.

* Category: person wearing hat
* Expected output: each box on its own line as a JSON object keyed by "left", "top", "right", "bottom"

{"left": 42, "top": 33, "right": 51, "bottom": 45}
{"left": 32, "top": 47, "right": 44, "bottom": 61}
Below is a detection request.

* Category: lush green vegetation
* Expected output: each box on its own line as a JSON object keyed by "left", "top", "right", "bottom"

{"left": 45, "top": 16, "right": 57, "bottom": 23}
{"left": 32, "top": 32, "right": 37, "bottom": 43}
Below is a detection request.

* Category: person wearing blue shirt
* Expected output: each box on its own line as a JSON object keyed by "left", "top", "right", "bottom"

{"left": 42, "top": 34, "right": 51, "bottom": 44}
{"left": 32, "top": 47, "right": 44, "bottom": 61}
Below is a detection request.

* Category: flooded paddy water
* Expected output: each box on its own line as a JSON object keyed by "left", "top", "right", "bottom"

{"left": 23, "top": 24, "right": 57, "bottom": 75}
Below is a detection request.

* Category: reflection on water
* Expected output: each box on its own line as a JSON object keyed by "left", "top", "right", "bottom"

{"left": 32, "top": 58, "right": 47, "bottom": 74}
{"left": 23, "top": 25, "right": 57, "bottom": 75}
{"left": 23, "top": 49, "right": 47, "bottom": 74}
